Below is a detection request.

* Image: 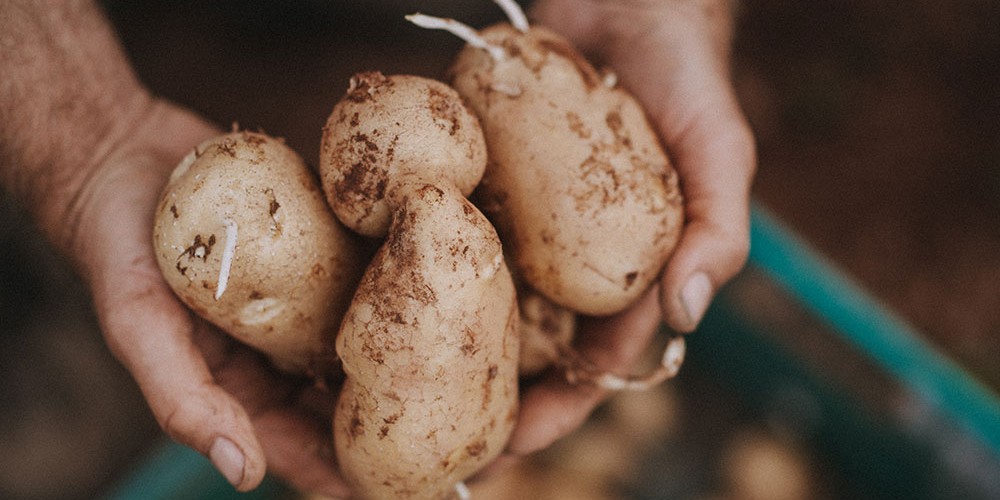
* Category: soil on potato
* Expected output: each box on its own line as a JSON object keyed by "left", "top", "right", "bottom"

{"left": 2, "top": 1, "right": 998, "bottom": 498}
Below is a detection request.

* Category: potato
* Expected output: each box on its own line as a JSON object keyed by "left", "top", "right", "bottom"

{"left": 515, "top": 283, "right": 575, "bottom": 377}
{"left": 409, "top": 3, "right": 687, "bottom": 389}
{"left": 442, "top": 18, "right": 685, "bottom": 317}
{"left": 320, "top": 71, "right": 487, "bottom": 238}
{"left": 334, "top": 181, "right": 519, "bottom": 499}
{"left": 321, "top": 73, "right": 519, "bottom": 499}
{"left": 153, "top": 131, "right": 363, "bottom": 375}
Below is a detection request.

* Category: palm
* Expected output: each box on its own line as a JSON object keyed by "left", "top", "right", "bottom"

{"left": 70, "top": 115, "right": 348, "bottom": 495}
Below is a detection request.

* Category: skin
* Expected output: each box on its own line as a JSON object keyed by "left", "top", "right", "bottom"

{"left": 0, "top": 0, "right": 753, "bottom": 496}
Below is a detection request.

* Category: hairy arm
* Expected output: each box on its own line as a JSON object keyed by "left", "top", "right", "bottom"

{"left": 1, "top": 0, "right": 149, "bottom": 250}
{"left": 0, "top": 3, "right": 349, "bottom": 496}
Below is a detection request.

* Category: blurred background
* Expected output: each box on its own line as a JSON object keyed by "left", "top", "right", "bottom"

{"left": 2, "top": 0, "right": 998, "bottom": 498}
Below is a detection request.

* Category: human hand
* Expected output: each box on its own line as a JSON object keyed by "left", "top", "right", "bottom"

{"left": 0, "top": 0, "right": 352, "bottom": 494}
{"left": 64, "top": 101, "right": 351, "bottom": 497}
{"left": 506, "top": 0, "right": 756, "bottom": 456}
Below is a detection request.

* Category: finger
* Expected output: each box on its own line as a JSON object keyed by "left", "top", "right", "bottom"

{"left": 529, "top": 0, "right": 606, "bottom": 53}
{"left": 253, "top": 409, "right": 351, "bottom": 499}
{"left": 575, "top": 284, "right": 663, "bottom": 369}
{"left": 470, "top": 453, "right": 521, "bottom": 484}
{"left": 81, "top": 162, "right": 267, "bottom": 491}
{"left": 658, "top": 97, "right": 756, "bottom": 332}
{"left": 507, "top": 371, "right": 605, "bottom": 456}
{"left": 507, "top": 286, "right": 662, "bottom": 455}
{"left": 97, "top": 267, "right": 268, "bottom": 490}
{"left": 202, "top": 344, "right": 349, "bottom": 498}
{"left": 96, "top": 267, "right": 268, "bottom": 490}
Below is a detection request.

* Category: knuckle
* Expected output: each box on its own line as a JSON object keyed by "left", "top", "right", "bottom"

{"left": 702, "top": 220, "right": 751, "bottom": 278}
{"left": 723, "top": 117, "right": 758, "bottom": 177}
{"left": 150, "top": 386, "right": 221, "bottom": 450}
{"left": 158, "top": 403, "right": 189, "bottom": 442}
{"left": 721, "top": 227, "right": 751, "bottom": 278}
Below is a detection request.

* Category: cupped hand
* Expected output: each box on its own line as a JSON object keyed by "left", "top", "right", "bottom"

{"left": 65, "top": 100, "right": 351, "bottom": 498}
{"left": 507, "top": 0, "right": 756, "bottom": 456}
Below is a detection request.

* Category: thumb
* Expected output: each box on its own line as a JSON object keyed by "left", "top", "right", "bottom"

{"left": 99, "top": 281, "right": 267, "bottom": 491}
{"left": 658, "top": 93, "right": 756, "bottom": 332}
{"left": 78, "top": 154, "right": 268, "bottom": 491}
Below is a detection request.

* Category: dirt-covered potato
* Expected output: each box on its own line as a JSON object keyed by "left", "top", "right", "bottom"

{"left": 320, "top": 71, "right": 488, "bottom": 238}
{"left": 408, "top": 2, "right": 688, "bottom": 390}
{"left": 153, "top": 131, "right": 363, "bottom": 375}
{"left": 322, "top": 73, "right": 519, "bottom": 498}
{"left": 334, "top": 181, "right": 519, "bottom": 500}
{"left": 448, "top": 23, "right": 685, "bottom": 317}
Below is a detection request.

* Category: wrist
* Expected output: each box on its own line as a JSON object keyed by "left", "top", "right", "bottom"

{"left": 63, "top": 99, "right": 219, "bottom": 283}
{"left": 0, "top": 1, "right": 219, "bottom": 273}
{"left": 0, "top": 0, "right": 156, "bottom": 254}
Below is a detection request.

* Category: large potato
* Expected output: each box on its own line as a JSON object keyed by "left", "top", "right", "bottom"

{"left": 450, "top": 23, "right": 685, "bottom": 317}
{"left": 153, "top": 131, "right": 363, "bottom": 375}
{"left": 334, "top": 181, "right": 519, "bottom": 499}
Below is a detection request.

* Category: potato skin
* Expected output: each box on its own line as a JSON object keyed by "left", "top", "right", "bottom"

{"left": 516, "top": 285, "right": 575, "bottom": 376}
{"left": 153, "top": 131, "right": 363, "bottom": 374}
{"left": 450, "top": 24, "right": 685, "bottom": 316}
{"left": 334, "top": 181, "right": 519, "bottom": 499}
{"left": 320, "top": 72, "right": 488, "bottom": 238}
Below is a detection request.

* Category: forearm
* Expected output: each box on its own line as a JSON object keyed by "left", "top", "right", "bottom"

{"left": 0, "top": 0, "right": 153, "bottom": 251}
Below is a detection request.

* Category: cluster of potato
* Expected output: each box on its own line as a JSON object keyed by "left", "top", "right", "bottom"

{"left": 152, "top": 1, "right": 684, "bottom": 498}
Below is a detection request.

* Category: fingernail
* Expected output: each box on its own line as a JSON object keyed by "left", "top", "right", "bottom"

{"left": 209, "top": 437, "right": 245, "bottom": 488}
{"left": 681, "top": 272, "right": 712, "bottom": 328}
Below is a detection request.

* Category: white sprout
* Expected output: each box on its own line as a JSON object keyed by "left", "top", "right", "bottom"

{"left": 602, "top": 70, "right": 619, "bottom": 89}
{"left": 455, "top": 481, "right": 471, "bottom": 500}
{"left": 215, "top": 218, "right": 238, "bottom": 300}
{"left": 566, "top": 335, "right": 686, "bottom": 392}
{"left": 493, "top": 0, "right": 530, "bottom": 32}
{"left": 662, "top": 334, "right": 687, "bottom": 376}
{"left": 406, "top": 13, "right": 506, "bottom": 62}
{"left": 489, "top": 81, "right": 523, "bottom": 97}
